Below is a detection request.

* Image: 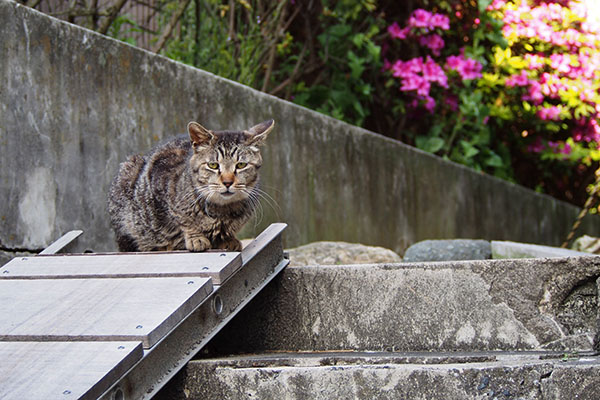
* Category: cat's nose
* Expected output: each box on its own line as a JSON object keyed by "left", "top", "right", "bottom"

{"left": 221, "top": 173, "right": 235, "bottom": 188}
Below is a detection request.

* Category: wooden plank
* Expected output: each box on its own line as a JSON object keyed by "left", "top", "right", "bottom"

{"left": 1, "top": 252, "right": 241, "bottom": 284}
{"left": 99, "top": 223, "right": 289, "bottom": 400}
{"left": 0, "top": 341, "right": 142, "bottom": 400}
{"left": 38, "top": 230, "right": 83, "bottom": 255}
{"left": 0, "top": 277, "right": 213, "bottom": 348}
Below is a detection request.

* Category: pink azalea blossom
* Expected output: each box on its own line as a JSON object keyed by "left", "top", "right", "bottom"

{"left": 408, "top": 9, "right": 433, "bottom": 29}
{"left": 400, "top": 74, "right": 431, "bottom": 97}
{"left": 422, "top": 56, "right": 448, "bottom": 87}
{"left": 430, "top": 13, "right": 450, "bottom": 30}
{"left": 388, "top": 22, "right": 409, "bottom": 39}
{"left": 505, "top": 70, "right": 529, "bottom": 87}
{"left": 525, "top": 54, "right": 545, "bottom": 69}
{"left": 445, "top": 53, "right": 483, "bottom": 81}
{"left": 419, "top": 34, "right": 445, "bottom": 56}
{"left": 423, "top": 95, "right": 436, "bottom": 112}
{"left": 537, "top": 105, "right": 562, "bottom": 120}
{"left": 522, "top": 81, "right": 544, "bottom": 105}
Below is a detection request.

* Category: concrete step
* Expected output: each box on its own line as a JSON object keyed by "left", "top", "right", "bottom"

{"left": 203, "top": 256, "right": 600, "bottom": 355}
{"left": 158, "top": 351, "right": 600, "bottom": 399}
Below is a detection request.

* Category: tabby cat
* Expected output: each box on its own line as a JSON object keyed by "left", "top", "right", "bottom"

{"left": 107, "top": 119, "right": 274, "bottom": 252}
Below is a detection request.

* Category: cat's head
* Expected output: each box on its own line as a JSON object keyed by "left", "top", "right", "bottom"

{"left": 187, "top": 120, "right": 274, "bottom": 205}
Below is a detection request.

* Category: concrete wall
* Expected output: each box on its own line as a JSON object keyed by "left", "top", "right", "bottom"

{"left": 1, "top": 0, "right": 599, "bottom": 261}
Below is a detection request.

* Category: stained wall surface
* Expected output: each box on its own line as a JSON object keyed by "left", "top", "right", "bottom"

{"left": 1, "top": 0, "right": 597, "bottom": 261}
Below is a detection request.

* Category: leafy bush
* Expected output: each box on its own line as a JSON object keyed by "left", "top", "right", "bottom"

{"left": 90, "top": 0, "right": 600, "bottom": 206}
{"left": 383, "top": 0, "right": 600, "bottom": 200}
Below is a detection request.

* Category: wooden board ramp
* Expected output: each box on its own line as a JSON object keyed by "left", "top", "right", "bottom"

{"left": 0, "top": 223, "right": 288, "bottom": 400}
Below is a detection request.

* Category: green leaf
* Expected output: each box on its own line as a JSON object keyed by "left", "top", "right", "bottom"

{"left": 485, "top": 153, "right": 504, "bottom": 167}
{"left": 478, "top": 0, "right": 493, "bottom": 13}
{"left": 460, "top": 140, "right": 480, "bottom": 158}
{"left": 416, "top": 137, "right": 445, "bottom": 153}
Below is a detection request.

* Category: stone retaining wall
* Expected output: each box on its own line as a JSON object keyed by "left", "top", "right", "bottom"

{"left": 1, "top": 0, "right": 598, "bottom": 262}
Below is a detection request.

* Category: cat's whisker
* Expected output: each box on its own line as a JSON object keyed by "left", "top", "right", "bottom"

{"left": 250, "top": 187, "right": 282, "bottom": 218}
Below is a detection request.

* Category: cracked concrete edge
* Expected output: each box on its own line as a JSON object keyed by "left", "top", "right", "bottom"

{"left": 157, "top": 353, "right": 600, "bottom": 400}
{"left": 203, "top": 257, "right": 600, "bottom": 354}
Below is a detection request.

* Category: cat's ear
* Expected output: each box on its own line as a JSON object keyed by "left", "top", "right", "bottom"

{"left": 188, "top": 121, "right": 215, "bottom": 147}
{"left": 244, "top": 119, "right": 275, "bottom": 146}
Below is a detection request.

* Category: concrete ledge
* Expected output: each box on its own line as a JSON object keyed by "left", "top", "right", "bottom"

{"left": 492, "top": 241, "right": 593, "bottom": 259}
{"left": 204, "top": 257, "right": 600, "bottom": 354}
{"left": 157, "top": 352, "right": 600, "bottom": 400}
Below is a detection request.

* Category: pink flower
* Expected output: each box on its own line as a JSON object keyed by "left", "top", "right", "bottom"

{"left": 522, "top": 81, "right": 544, "bottom": 105}
{"left": 391, "top": 58, "right": 423, "bottom": 78}
{"left": 409, "top": 9, "right": 433, "bottom": 29}
{"left": 419, "top": 34, "right": 445, "bottom": 56}
{"left": 400, "top": 74, "right": 430, "bottom": 97}
{"left": 525, "top": 54, "right": 545, "bottom": 69}
{"left": 422, "top": 56, "right": 448, "bottom": 87}
{"left": 573, "top": 118, "right": 600, "bottom": 143}
{"left": 505, "top": 70, "right": 529, "bottom": 87}
{"left": 445, "top": 53, "right": 483, "bottom": 81}
{"left": 423, "top": 95, "right": 436, "bottom": 112}
{"left": 407, "top": 9, "right": 450, "bottom": 31}
{"left": 430, "top": 13, "right": 450, "bottom": 30}
{"left": 388, "top": 22, "right": 409, "bottom": 39}
{"left": 445, "top": 54, "right": 462, "bottom": 70}
{"left": 537, "top": 105, "right": 562, "bottom": 120}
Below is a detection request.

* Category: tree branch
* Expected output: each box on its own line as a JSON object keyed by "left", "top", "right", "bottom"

{"left": 98, "top": 0, "right": 129, "bottom": 35}
{"left": 152, "top": 0, "right": 192, "bottom": 53}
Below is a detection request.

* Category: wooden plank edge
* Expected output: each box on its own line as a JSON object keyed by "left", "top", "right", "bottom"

{"left": 38, "top": 230, "right": 83, "bottom": 255}
{"left": 241, "top": 223, "right": 288, "bottom": 264}
{"left": 81, "top": 341, "right": 144, "bottom": 400}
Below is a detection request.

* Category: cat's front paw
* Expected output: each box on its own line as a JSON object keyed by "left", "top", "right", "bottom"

{"left": 185, "top": 235, "right": 211, "bottom": 252}
{"left": 222, "top": 237, "right": 242, "bottom": 252}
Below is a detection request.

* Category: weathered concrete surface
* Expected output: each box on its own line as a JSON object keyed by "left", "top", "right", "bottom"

{"left": 2, "top": 0, "right": 600, "bottom": 260}
{"left": 157, "top": 352, "right": 600, "bottom": 400}
{"left": 286, "top": 241, "right": 401, "bottom": 266}
{"left": 204, "top": 257, "right": 600, "bottom": 354}
{"left": 492, "top": 241, "right": 592, "bottom": 259}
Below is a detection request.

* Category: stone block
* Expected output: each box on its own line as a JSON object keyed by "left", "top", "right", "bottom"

{"left": 402, "top": 239, "right": 491, "bottom": 262}
{"left": 286, "top": 241, "right": 401, "bottom": 266}
{"left": 491, "top": 241, "right": 592, "bottom": 259}
{"left": 204, "top": 256, "right": 600, "bottom": 355}
{"left": 156, "top": 352, "right": 600, "bottom": 400}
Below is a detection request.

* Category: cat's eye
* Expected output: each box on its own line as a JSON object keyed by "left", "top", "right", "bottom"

{"left": 236, "top": 162, "right": 248, "bottom": 169}
{"left": 207, "top": 162, "right": 219, "bottom": 170}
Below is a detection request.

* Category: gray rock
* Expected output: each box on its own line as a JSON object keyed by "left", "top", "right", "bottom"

{"left": 286, "top": 241, "right": 401, "bottom": 267}
{"left": 572, "top": 235, "right": 600, "bottom": 253}
{"left": 403, "top": 239, "right": 491, "bottom": 262}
